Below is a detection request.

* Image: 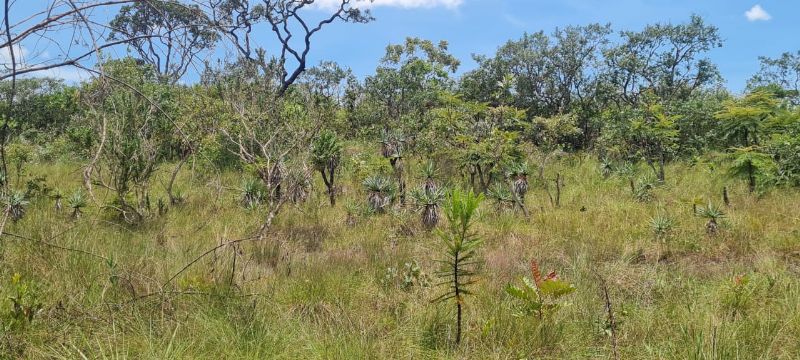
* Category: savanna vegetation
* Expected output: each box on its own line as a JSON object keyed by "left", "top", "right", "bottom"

{"left": 1, "top": 1, "right": 800, "bottom": 358}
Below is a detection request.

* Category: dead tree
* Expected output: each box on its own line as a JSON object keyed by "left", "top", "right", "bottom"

{"left": 208, "top": 0, "right": 373, "bottom": 95}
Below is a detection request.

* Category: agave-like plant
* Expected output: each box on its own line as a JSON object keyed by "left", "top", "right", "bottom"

{"left": 506, "top": 161, "right": 529, "bottom": 200}
{"left": 363, "top": 175, "right": 396, "bottom": 213}
{"left": 421, "top": 160, "right": 438, "bottom": 194}
{"left": 411, "top": 186, "right": 445, "bottom": 230}
{"left": 4, "top": 190, "right": 29, "bottom": 222}
{"left": 51, "top": 188, "right": 64, "bottom": 212}
{"left": 67, "top": 190, "right": 87, "bottom": 219}
{"left": 487, "top": 183, "right": 515, "bottom": 211}
{"left": 241, "top": 178, "right": 266, "bottom": 209}
{"left": 697, "top": 202, "right": 725, "bottom": 235}
{"left": 600, "top": 158, "right": 614, "bottom": 179}
{"left": 633, "top": 178, "right": 655, "bottom": 202}
{"left": 649, "top": 214, "right": 675, "bottom": 240}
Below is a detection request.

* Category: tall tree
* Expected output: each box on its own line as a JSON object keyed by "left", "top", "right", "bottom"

{"left": 109, "top": 0, "right": 219, "bottom": 83}
{"left": 602, "top": 15, "right": 722, "bottom": 105}
{"left": 748, "top": 51, "right": 800, "bottom": 103}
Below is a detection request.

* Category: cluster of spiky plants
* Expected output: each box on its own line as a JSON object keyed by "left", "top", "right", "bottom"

{"left": 697, "top": 202, "right": 725, "bottom": 235}
{"left": 363, "top": 175, "right": 396, "bottom": 213}
{"left": 409, "top": 161, "right": 444, "bottom": 229}
{"left": 67, "top": 190, "right": 88, "bottom": 219}
{"left": 3, "top": 190, "right": 29, "bottom": 222}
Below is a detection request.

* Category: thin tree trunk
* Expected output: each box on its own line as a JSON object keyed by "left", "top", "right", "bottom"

{"left": 167, "top": 153, "right": 189, "bottom": 205}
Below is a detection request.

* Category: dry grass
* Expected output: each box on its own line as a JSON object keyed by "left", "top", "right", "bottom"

{"left": 1, "top": 154, "right": 799, "bottom": 359}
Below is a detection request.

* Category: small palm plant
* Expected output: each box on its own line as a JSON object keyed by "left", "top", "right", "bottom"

{"left": 311, "top": 130, "right": 342, "bottom": 206}
{"left": 487, "top": 183, "right": 515, "bottom": 212}
{"left": 410, "top": 187, "right": 445, "bottom": 230}
{"left": 51, "top": 188, "right": 64, "bottom": 212}
{"left": 4, "top": 190, "right": 29, "bottom": 222}
{"left": 505, "top": 259, "right": 576, "bottom": 318}
{"left": 67, "top": 190, "right": 87, "bottom": 219}
{"left": 421, "top": 160, "right": 439, "bottom": 194}
{"left": 600, "top": 158, "right": 614, "bottom": 179}
{"left": 432, "top": 189, "right": 484, "bottom": 345}
{"left": 649, "top": 214, "right": 675, "bottom": 241}
{"left": 240, "top": 178, "right": 266, "bottom": 209}
{"left": 506, "top": 161, "right": 529, "bottom": 200}
{"left": 697, "top": 202, "right": 725, "bottom": 235}
{"left": 363, "top": 175, "right": 396, "bottom": 213}
{"left": 633, "top": 177, "right": 655, "bottom": 202}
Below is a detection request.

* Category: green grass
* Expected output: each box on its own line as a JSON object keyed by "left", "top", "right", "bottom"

{"left": 1, "top": 154, "right": 799, "bottom": 359}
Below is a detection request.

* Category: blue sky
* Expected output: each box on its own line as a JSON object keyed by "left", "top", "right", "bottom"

{"left": 304, "top": 0, "right": 799, "bottom": 93}
{"left": 4, "top": 0, "right": 799, "bottom": 93}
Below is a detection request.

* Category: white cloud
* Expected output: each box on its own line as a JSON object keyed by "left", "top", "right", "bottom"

{"left": 2, "top": 45, "right": 90, "bottom": 83}
{"left": 0, "top": 44, "right": 28, "bottom": 68}
{"left": 314, "top": 0, "right": 463, "bottom": 10}
{"left": 745, "top": 4, "right": 771, "bottom": 22}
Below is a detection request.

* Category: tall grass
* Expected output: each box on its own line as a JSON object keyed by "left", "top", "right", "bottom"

{"left": 1, "top": 155, "right": 799, "bottom": 359}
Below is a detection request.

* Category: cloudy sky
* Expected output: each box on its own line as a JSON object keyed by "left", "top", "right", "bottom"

{"left": 3, "top": 0, "right": 798, "bottom": 92}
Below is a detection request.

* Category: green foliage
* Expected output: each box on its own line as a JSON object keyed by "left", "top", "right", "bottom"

{"left": 716, "top": 90, "right": 778, "bottom": 147}
{"left": 433, "top": 189, "right": 484, "bottom": 345}
{"left": 240, "top": 178, "right": 266, "bottom": 209}
{"left": 66, "top": 189, "right": 87, "bottom": 219}
{"left": 363, "top": 174, "right": 396, "bottom": 213}
{"left": 487, "top": 183, "right": 515, "bottom": 211}
{"left": 3, "top": 190, "right": 29, "bottom": 222}
{"left": 410, "top": 186, "right": 445, "bottom": 229}
{"left": 312, "top": 130, "right": 343, "bottom": 205}
{"left": 505, "top": 260, "right": 576, "bottom": 318}
{"left": 381, "top": 260, "right": 430, "bottom": 290}
{"left": 697, "top": 202, "right": 725, "bottom": 235}
{"left": 2, "top": 273, "right": 42, "bottom": 331}
{"left": 649, "top": 214, "right": 676, "bottom": 240}
{"left": 727, "top": 146, "right": 777, "bottom": 193}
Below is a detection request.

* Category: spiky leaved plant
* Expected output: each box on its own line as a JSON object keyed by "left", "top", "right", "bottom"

{"left": 344, "top": 201, "right": 362, "bottom": 227}
{"left": 487, "top": 183, "right": 515, "bottom": 212}
{"left": 4, "top": 190, "right": 29, "bottom": 222}
{"left": 411, "top": 186, "right": 445, "bottom": 230}
{"left": 649, "top": 214, "right": 675, "bottom": 241}
{"left": 600, "top": 158, "right": 614, "bottom": 179}
{"left": 506, "top": 161, "right": 529, "bottom": 200}
{"left": 285, "top": 164, "right": 312, "bottom": 204}
{"left": 311, "top": 130, "right": 342, "bottom": 206}
{"left": 433, "top": 189, "right": 484, "bottom": 346}
{"left": 697, "top": 202, "right": 725, "bottom": 235}
{"left": 421, "top": 160, "right": 439, "bottom": 194}
{"left": 67, "top": 190, "right": 87, "bottom": 219}
{"left": 363, "top": 175, "right": 396, "bottom": 213}
{"left": 240, "top": 178, "right": 266, "bottom": 209}
{"left": 51, "top": 188, "right": 64, "bottom": 212}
